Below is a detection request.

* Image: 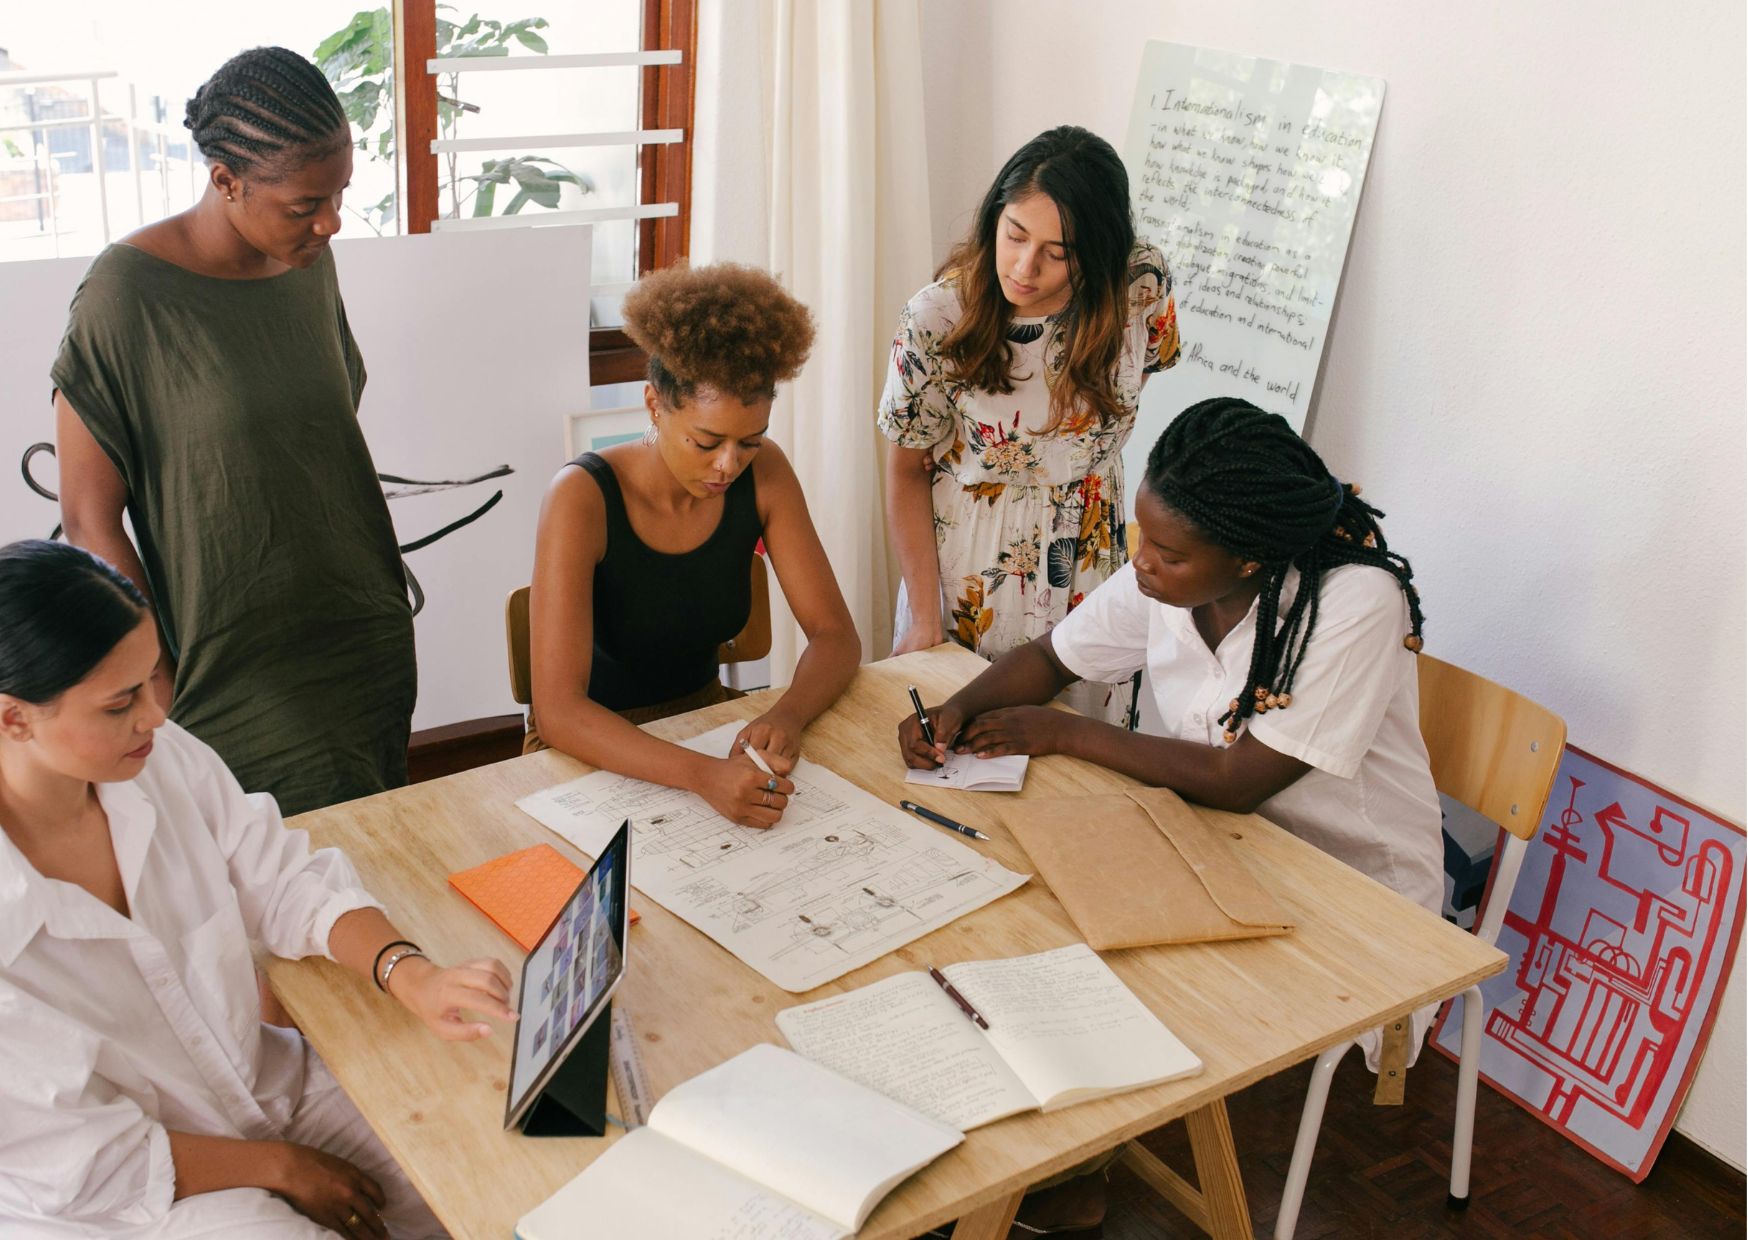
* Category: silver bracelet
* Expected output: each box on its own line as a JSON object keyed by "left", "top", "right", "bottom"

{"left": 378, "top": 947, "right": 427, "bottom": 994}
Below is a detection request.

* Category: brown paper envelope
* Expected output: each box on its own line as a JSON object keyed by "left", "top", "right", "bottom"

{"left": 993, "top": 788, "right": 1293, "bottom": 950}
{"left": 1123, "top": 788, "right": 1295, "bottom": 935}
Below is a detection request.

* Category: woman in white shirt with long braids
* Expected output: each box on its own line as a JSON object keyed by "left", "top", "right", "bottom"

{"left": 900, "top": 397, "right": 1441, "bottom": 911}
{"left": 0, "top": 540, "right": 515, "bottom": 1238}
{"left": 902, "top": 397, "right": 1443, "bottom": 1044}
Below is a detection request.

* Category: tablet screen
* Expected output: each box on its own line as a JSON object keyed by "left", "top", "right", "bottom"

{"left": 505, "top": 821, "right": 630, "bottom": 1127}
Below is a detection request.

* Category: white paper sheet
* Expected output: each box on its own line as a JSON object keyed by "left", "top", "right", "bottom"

{"left": 903, "top": 751, "right": 1028, "bottom": 792}
{"left": 776, "top": 971, "right": 1038, "bottom": 1130}
{"left": 516, "top": 723, "right": 1030, "bottom": 991}
{"left": 515, "top": 1128, "right": 845, "bottom": 1240}
{"left": 650, "top": 1044, "right": 963, "bottom": 1233}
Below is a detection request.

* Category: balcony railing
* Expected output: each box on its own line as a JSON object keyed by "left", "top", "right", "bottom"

{"left": 0, "top": 69, "right": 202, "bottom": 262}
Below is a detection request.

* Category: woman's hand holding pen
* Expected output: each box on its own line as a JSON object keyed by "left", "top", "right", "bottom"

{"left": 898, "top": 701, "right": 968, "bottom": 769}
{"left": 731, "top": 710, "right": 801, "bottom": 775}
{"left": 384, "top": 955, "right": 518, "bottom": 1042}
{"left": 700, "top": 751, "right": 796, "bottom": 829}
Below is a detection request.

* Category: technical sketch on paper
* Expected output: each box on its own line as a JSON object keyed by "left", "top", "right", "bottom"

{"left": 1432, "top": 745, "right": 1745, "bottom": 1180}
{"left": 516, "top": 722, "right": 1029, "bottom": 991}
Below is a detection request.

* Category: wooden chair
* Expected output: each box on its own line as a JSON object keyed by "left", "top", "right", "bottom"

{"left": 1271, "top": 654, "right": 1566, "bottom": 1238}
{"left": 505, "top": 554, "right": 773, "bottom": 708}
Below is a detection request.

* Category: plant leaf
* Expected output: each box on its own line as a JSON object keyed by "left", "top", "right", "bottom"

{"left": 472, "top": 179, "right": 497, "bottom": 216}
{"left": 519, "top": 157, "right": 594, "bottom": 194}
{"left": 1047, "top": 538, "right": 1077, "bottom": 589}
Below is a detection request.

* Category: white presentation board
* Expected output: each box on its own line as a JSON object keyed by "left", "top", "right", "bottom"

{"left": 1120, "top": 41, "right": 1384, "bottom": 501}
{"left": 0, "top": 226, "right": 592, "bottom": 731}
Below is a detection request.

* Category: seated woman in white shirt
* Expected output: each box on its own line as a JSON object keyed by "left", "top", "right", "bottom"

{"left": 902, "top": 396, "right": 1445, "bottom": 1236}
{"left": 0, "top": 540, "right": 516, "bottom": 1239}
{"left": 900, "top": 394, "right": 1443, "bottom": 916}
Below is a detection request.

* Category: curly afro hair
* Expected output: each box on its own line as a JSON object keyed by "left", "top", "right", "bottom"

{"left": 621, "top": 263, "right": 815, "bottom": 407}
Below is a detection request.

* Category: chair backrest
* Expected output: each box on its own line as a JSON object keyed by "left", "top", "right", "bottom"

{"left": 721, "top": 552, "right": 773, "bottom": 664}
{"left": 504, "top": 555, "right": 773, "bottom": 707}
{"left": 506, "top": 585, "right": 533, "bottom": 706}
{"left": 1417, "top": 653, "right": 1566, "bottom": 843}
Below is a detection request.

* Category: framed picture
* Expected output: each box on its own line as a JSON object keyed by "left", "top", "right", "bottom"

{"left": 565, "top": 405, "right": 645, "bottom": 459}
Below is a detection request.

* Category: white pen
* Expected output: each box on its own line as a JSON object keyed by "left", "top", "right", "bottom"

{"left": 737, "top": 737, "right": 777, "bottom": 778}
{"left": 734, "top": 734, "right": 797, "bottom": 804}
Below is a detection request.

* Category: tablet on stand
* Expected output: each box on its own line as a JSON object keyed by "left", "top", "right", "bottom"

{"left": 503, "top": 821, "right": 631, "bottom": 1137}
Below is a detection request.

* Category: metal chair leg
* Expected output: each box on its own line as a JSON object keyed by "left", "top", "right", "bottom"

{"left": 1274, "top": 1039, "right": 1355, "bottom": 1240}
{"left": 1449, "top": 984, "right": 1485, "bottom": 1208}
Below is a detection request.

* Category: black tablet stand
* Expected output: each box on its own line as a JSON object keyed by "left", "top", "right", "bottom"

{"left": 517, "top": 1002, "right": 612, "bottom": 1137}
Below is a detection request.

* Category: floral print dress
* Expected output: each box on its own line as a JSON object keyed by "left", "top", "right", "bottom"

{"left": 878, "top": 241, "right": 1181, "bottom": 723}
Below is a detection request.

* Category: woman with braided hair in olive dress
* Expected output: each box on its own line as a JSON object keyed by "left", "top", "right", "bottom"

{"left": 53, "top": 47, "right": 415, "bottom": 817}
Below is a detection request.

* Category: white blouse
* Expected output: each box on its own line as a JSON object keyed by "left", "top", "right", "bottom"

{"left": 1050, "top": 562, "right": 1444, "bottom": 916}
{"left": 0, "top": 722, "right": 382, "bottom": 1235}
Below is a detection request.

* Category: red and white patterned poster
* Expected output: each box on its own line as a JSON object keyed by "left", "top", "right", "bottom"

{"left": 1432, "top": 745, "right": 1745, "bottom": 1179}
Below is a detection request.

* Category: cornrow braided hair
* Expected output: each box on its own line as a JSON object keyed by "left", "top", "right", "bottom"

{"left": 183, "top": 47, "right": 348, "bottom": 180}
{"left": 1144, "top": 397, "right": 1426, "bottom": 744}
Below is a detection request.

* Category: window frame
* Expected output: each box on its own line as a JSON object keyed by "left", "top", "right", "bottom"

{"left": 393, "top": 0, "right": 697, "bottom": 382}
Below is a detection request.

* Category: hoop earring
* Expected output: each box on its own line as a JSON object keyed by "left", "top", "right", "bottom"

{"left": 642, "top": 418, "right": 658, "bottom": 447}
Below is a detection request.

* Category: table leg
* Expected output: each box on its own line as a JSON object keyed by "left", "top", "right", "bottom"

{"left": 1185, "top": 1099, "right": 1253, "bottom": 1239}
{"left": 949, "top": 1189, "right": 1023, "bottom": 1240}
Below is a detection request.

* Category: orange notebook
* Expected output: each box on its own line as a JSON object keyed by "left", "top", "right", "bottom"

{"left": 448, "top": 844, "right": 638, "bottom": 952}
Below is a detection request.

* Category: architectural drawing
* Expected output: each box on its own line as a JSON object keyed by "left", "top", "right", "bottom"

{"left": 516, "top": 723, "right": 1028, "bottom": 991}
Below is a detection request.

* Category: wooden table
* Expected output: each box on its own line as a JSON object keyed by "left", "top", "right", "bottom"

{"left": 267, "top": 647, "right": 1505, "bottom": 1240}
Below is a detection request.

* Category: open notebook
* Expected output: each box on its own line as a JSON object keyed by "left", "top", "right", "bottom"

{"left": 903, "top": 751, "right": 1028, "bottom": 792}
{"left": 515, "top": 1044, "right": 961, "bottom": 1240}
{"left": 777, "top": 944, "right": 1201, "bottom": 1131}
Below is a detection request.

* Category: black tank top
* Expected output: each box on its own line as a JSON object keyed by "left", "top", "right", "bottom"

{"left": 575, "top": 452, "right": 763, "bottom": 711}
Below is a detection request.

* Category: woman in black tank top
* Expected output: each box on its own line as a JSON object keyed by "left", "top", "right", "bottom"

{"left": 528, "top": 264, "right": 860, "bottom": 829}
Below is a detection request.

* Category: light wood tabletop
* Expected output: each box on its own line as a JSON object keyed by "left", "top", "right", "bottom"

{"left": 266, "top": 646, "right": 1506, "bottom": 1240}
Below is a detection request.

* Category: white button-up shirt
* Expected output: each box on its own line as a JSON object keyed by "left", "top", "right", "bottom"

{"left": 1052, "top": 562, "right": 1444, "bottom": 915}
{"left": 0, "top": 722, "right": 382, "bottom": 1235}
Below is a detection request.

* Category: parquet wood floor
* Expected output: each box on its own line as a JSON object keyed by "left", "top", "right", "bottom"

{"left": 1103, "top": 1044, "right": 1744, "bottom": 1239}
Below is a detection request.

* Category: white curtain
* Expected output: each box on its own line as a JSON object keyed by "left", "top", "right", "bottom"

{"left": 691, "top": 0, "right": 935, "bottom": 679}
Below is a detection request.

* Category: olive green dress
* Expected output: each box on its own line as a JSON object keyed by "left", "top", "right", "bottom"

{"left": 51, "top": 243, "right": 416, "bottom": 816}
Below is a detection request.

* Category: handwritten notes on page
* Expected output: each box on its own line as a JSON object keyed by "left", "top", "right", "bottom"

{"left": 515, "top": 722, "right": 1029, "bottom": 992}
{"left": 1120, "top": 41, "right": 1385, "bottom": 497}
{"left": 777, "top": 944, "right": 1202, "bottom": 1130}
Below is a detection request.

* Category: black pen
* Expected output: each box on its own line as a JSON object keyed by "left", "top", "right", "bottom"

{"left": 906, "top": 684, "right": 937, "bottom": 749}
{"left": 899, "top": 799, "right": 990, "bottom": 842}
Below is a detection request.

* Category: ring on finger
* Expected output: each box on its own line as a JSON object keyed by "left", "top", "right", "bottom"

{"left": 761, "top": 790, "right": 771, "bottom": 807}
{"left": 345, "top": 1212, "right": 362, "bottom": 1229}
{"left": 765, "top": 777, "right": 778, "bottom": 792}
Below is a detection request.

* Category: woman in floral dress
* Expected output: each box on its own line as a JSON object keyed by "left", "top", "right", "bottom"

{"left": 880, "top": 125, "right": 1180, "bottom": 722}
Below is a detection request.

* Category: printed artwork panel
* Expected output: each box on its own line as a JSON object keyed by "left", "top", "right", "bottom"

{"left": 1432, "top": 745, "right": 1745, "bottom": 1180}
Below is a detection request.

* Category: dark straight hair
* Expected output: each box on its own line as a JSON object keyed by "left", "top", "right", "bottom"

{"left": 0, "top": 541, "right": 149, "bottom": 705}
{"left": 937, "top": 125, "right": 1137, "bottom": 431}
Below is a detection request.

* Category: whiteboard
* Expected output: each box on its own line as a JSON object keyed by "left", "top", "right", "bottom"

{"left": 1120, "top": 41, "right": 1384, "bottom": 501}
{"left": 0, "top": 226, "right": 592, "bottom": 731}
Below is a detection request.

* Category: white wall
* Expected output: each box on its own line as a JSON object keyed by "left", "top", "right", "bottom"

{"left": 919, "top": 0, "right": 1746, "bottom": 1169}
